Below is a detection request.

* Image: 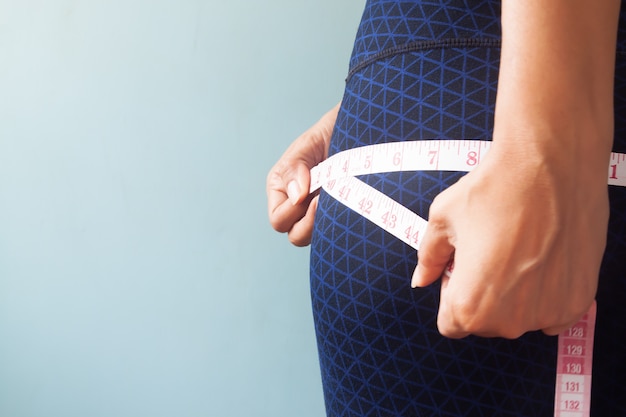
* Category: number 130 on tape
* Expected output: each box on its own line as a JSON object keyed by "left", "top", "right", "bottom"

{"left": 309, "top": 139, "right": 626, "bottom": 417}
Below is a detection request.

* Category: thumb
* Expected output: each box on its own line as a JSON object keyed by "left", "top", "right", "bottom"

{"left": 412, "top": 222, "right": 455, "bottom": 288}
{"left": 286, "top": 162, "right": 312, "bottom": 205}
{"left": 267, "top": 160, "right": 313, "bottom": 233}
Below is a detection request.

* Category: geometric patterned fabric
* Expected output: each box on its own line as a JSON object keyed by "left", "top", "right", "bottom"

{"left": 310, "top": 1, "right": 626, "bottom": 415}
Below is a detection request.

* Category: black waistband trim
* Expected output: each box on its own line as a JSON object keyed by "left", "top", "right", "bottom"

{"left": 346, "top": 38, "right": 626, "bottom": 82}
{"left": 346, "top": 38, "right": 502, "bottom": 82}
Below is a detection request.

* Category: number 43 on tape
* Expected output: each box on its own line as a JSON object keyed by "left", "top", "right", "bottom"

{"left": 309, "top": 140, "right": 626, "bottom": 417}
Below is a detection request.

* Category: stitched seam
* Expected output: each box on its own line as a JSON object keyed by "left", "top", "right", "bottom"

{"left": 346, "top": 38, "right": 502, "bottom": 82}
{"left": 347, "top": 38, "right": 626, "bottom": 81}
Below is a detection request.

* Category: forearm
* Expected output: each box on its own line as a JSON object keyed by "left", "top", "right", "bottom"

{"left": 495, "top": 0, "right": 620, "bottom": 167}
{"left": 415, "top": 0, "right": 621, "bottom": 338}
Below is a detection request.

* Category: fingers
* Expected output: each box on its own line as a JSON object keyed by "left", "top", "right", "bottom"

{"left": 267, "top": 162, "right": 313, "bottom": 233}
{"left": 438, "top": 275, "right": 596, "bottom": 339}
{"left": 434, "top": 273, "right": 469, "bottom": 339}
{"left": 266, "top": 102, "right": 340, "bottom": 246}
{"left": 435, "top": 267, "right": 498, "bottom": 339}
{"left": 287, "top": 163, "right": 312, "bottom": 204}
{"left": 412, "top": 196, "right": 455, "bottom": 288}
{"left": 406, "top": 148, "right": 603, "bottom": 340}
{"left": 287, "top": 195, "right": 319, "bottom": 246}
{"left": 411, "top": 229, "right": 454, "bottom": 288}
{"left": 542, "top": 322, "right": 578, "bottom": 337}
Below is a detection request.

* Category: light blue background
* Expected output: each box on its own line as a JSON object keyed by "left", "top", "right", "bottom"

{"left": 0, "top": 1, "right": 363, "bottom": 416}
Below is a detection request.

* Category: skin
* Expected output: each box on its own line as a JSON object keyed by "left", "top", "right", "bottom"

{"left": 266, "top": 103, "right": 339, "bottom": 246}
{"left": 267, "top": 1, "right": 621, "bottom": 339}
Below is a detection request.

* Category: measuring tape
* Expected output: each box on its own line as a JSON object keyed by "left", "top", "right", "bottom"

{"left": 309, "top": 139, "right": 626, "bottom": 416}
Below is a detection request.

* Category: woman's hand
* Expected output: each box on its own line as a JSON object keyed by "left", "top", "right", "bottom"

{"left": 412, "top": 139, "right": 609, "bottom": 338}
{"left": 266, "top": 103, "right": 339, "bottom": 246}
{"left": 412, "top": 0, "right": 620, "bottom": 339}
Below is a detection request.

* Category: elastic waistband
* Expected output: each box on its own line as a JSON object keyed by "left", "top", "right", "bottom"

{"left": 348, "top": 0, "right": 626, "bottom": 78}
{"left": 347, "top": 37, "right": 501, "bottom": 82}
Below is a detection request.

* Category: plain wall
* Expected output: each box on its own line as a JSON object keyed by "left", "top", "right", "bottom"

{"left": 0, "top": 1, "right": 363, "bottom": 416}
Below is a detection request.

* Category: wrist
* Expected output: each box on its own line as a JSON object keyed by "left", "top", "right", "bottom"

{"left": 492, "top": 94, "right": 613, "bottom": 177}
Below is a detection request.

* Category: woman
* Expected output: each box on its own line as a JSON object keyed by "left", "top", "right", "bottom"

{"left": 267, "top": 0, "right": 626, "bottom": 415}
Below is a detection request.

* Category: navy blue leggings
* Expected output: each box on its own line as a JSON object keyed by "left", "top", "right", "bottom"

{"left": 310, "top": 1, "right": 626, "bottom": 415}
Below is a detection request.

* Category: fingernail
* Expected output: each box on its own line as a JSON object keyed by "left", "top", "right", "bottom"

{"left": 287, "top": 180, "right": 300, "bottom": 205}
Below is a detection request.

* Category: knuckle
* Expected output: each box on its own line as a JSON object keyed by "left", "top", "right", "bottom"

{"left": 427, "top": 202, "right": 447, "bottom": 226}
{"left": 288, "top": 232, "right": 311, "bottom": 247}
{"left": 269, "top": 215, "right": 290, "bottom": 234}
{"left": 428, "top": 187, "right": 454, "bottom": 215}
{"left": 437, "top": 301, "right": 471, "bottom": 338}
{"left": 498, "top": 326, "right": 526, "bottom": 340}
{"left": 274, "top": 224, "right": 290, "bottom": 234}
{"left": 440, "top": 297, "right": 529, "bottom": 339}
{"left": 436, "top": 316, "right": 461, "bottom": 338}
{"left": 451, "top": 299, "right": 479, "bottom": 330}
{"left": 542, "top": 326, "right": 566, "bottom": 337}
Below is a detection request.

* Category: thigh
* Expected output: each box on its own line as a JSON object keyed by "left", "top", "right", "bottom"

{"left": 310, "top": 46, "right": 559, "bottom": 417}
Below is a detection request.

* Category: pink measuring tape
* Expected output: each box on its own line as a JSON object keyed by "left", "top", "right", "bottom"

{"left": 554, "top": 301, "right": 596, "bottom": 416}
{"left": 309, "top": 140, "right": 626, "bottom": 417}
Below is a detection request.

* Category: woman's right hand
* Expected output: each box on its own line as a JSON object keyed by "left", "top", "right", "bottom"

{"left": 266, "top": 103, "right": 340, "bottom": 246}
